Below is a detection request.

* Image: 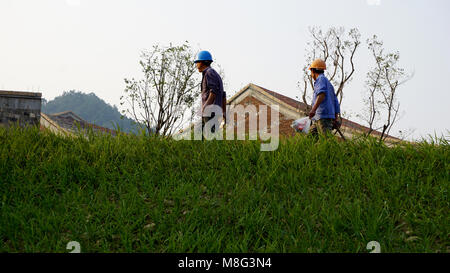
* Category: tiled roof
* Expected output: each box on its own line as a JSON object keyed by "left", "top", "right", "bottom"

{"left": 340, "top": 118, "right": 386, "bottom": 137}
{"left": 45, "top": 111, "right": 117, "bottom": 136}
{"left": 49, "top": 111, "right": 84, "bottom": 121}
{"left": 253, "top": 84, "right": 309, "bottom": 112}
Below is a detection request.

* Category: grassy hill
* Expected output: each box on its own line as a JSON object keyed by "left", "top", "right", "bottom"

{"left": 0, "top": 125, "right": 448, "bottom": 252}
{"left": 42, "top": 90, "right": 140, "bottom": 134}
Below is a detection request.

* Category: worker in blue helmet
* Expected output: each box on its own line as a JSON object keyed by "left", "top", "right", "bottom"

{"left": 195, "top": 51, "right": 226, "bottom": 140}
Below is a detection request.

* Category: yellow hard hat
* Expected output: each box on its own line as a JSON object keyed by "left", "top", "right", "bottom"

{"left": 309, "top": 59, "right": 326, "bottom": 70}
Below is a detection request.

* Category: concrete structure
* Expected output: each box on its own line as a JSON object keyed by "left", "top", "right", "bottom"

{"left": 0, "top": 90, "right": 118, "bottom": 137}
{"left": 0, "top": 90, "right": 42, "bottom": 128}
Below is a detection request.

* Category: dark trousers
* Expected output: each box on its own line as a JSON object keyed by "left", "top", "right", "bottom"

{"left": 201, "top": 112, "right": 216, "bottom": 141}
{"left": 309, "top": 118, "right": 334, "bottom": 138}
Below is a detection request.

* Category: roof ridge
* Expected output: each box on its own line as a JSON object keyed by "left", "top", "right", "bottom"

{"left": 49, "top": 110, "right": 85, "bottom": 122}
{"left": 48, "top": 112, "right": 118, "bottom": 135}
{"left": 250, "top": 83, "right": 309, "bottom": 110}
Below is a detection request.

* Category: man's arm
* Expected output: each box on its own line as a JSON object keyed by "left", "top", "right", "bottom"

{"left": 202, "top": 69, "right": 221, "bottom": 114}
{"left": 206, "top": 70, "right": 221, "bottom": 97}
{"left": 205, "top": 92, "right": 216, "bottom": 107}
{"left": 309, "top": 93, "right": 325, "bottom": 119}
{"left": 203, "top": 92, "right": 216, "bottom": 111}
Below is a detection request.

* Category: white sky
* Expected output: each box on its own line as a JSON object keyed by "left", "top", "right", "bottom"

{"left": 1, "top": 0, "right": 449, "bottom": 140}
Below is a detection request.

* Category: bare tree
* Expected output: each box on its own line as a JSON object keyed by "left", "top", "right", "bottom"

{"left": 359, "top": 36, "right": 384, "bottom": 136}
{"left": 360, "top": 35, "right": 412, "bottom": 141}
{"left": 120, "top": 42, "right": 200, "bottom": 136}
{"left": 298, "top": 27, "right": 361, "bottom": 115}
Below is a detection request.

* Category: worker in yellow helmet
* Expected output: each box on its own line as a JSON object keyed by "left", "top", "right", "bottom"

{"left": 308, "top": 59, "right": 341, "bottom": 137}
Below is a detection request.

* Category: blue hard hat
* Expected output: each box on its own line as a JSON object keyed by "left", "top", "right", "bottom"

{"left": 194, "top": 50, "right": 213, "bottom": 63}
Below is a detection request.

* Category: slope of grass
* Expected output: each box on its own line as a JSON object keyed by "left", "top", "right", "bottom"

{"left": 0, "top": 126, "right": 448, "bottom": 253}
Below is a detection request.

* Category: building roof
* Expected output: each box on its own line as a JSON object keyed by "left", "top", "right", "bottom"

{"left": 40, "top": 113, "right": 72, "bottom": 136}
{"left": 0, "top": 90, "right": 42, "bottom": 98}
{"left": 254, "top": 84, "right": 309, "bottom": 112}
{"left": 41, "top": 111, "right": 117, "bottom": 136}
{"left": 49, "top": 110, "right": 84, "bottom": 121}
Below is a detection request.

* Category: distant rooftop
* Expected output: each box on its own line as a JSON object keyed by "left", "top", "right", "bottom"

{"left": 42, "top": 111, "right": 117, "bottom": 136}
{"left": 0, "top": 90, "right": 42, "bottom": 98}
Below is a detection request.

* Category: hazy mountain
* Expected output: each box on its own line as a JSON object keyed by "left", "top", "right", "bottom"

{"left": 42, "top": 90, "right": 140, "bottom": 134}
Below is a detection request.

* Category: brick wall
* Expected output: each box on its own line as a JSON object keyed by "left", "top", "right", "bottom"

{"left": 231, "top": 95, "right": 297, "bottom": 137}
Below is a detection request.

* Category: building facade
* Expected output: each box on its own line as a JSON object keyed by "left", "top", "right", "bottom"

{"left": 0, "top": 90, "right": 42, "bottom": 128}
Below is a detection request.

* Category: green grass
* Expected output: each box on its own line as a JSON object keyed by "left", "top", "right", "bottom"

{"left": 0, "top": 125, "right": 448, "bottom": 253}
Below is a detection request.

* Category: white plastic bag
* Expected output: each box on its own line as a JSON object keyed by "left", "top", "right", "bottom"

{"left": 291, "top": 117, "right": 311, "bottom": 134}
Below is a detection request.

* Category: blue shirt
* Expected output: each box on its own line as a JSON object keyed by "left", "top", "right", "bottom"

{"left": 311, "top": 74, "right": 340, "bottom": 120}
{"left": 201, "top": 67, "right": 224, "bottom": 109}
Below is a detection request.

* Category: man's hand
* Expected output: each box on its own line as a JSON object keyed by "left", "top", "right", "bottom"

{"left": 308, "top": 110, "right": 316, "bottom": 119}
{"left": 202, "top": 92, "right": 216, "bottom": 116}
{"left": 332, "top": 114, "right": 341, "bottom": 129}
